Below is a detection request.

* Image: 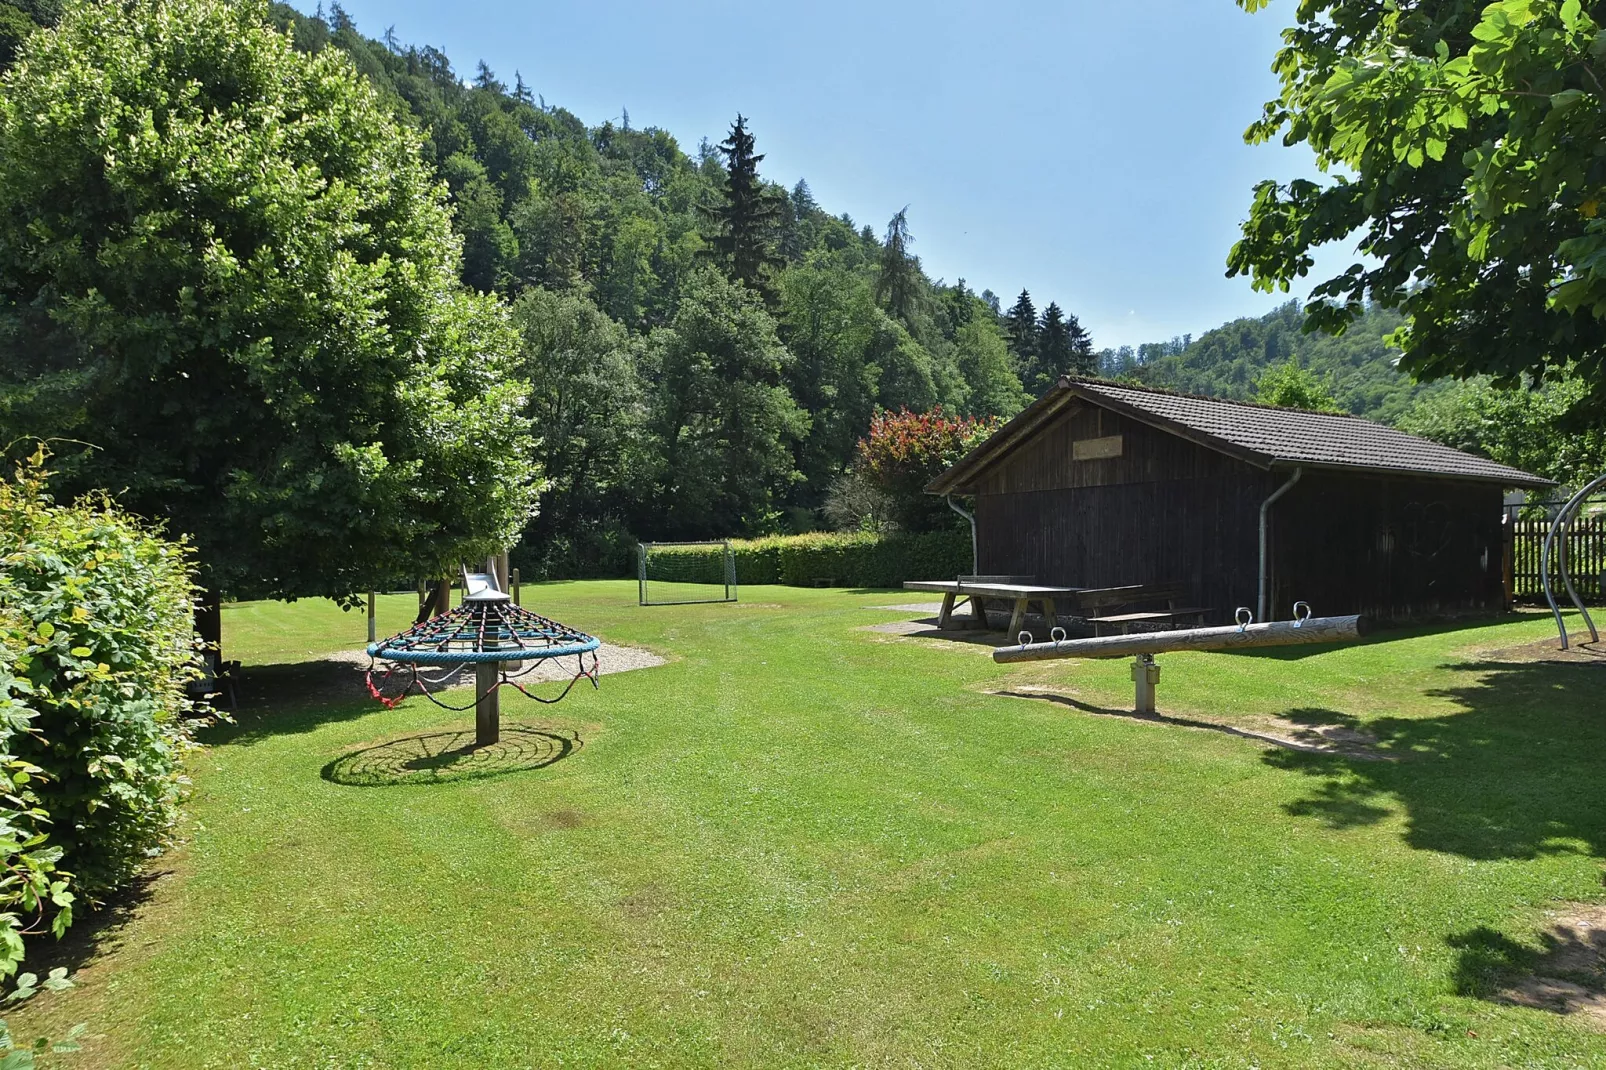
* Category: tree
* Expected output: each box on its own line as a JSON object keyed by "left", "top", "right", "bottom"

{"left": 643, "top": 269, "right": 806, "bottom": 536}
{"left": 953, "top": 316, "right": 1029, "bottom": 419}
{"left": 853, "top": 408, "right": 998, "bottom": 532}
{"left": 875, "top": 207, "right": 921, "bottom": 326}
{"left": 1252, "top": 360, "right": 1342, "bottom": 412}
{"left": 0, "top": 0, "right": 536, "bottom": 625}
{"left": 1230, "top": 0, "right": 1606, "bottom": 414}
{"left": 1400, "top": 375, "right": 1606, "bottom": 488}
{"left": 1033, "top": 302, "right": 1072, "bottom": 394}
{"left": 509, "top": 287, "right": 646, "bottom": 576}
{"left": 1003, "top": 289, "right": 1038, "bottom": 371}
{"left": 1064, "top": 309, "right": 1096, "bottom": 375}
{"left": 702, "top": 114, "right": 783, "bottom": 291}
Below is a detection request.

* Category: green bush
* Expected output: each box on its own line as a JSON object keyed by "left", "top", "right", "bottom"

{"left": 643, "top": 531, "right": 972, "bottom": 589}
{"left": 0, "top": 456, "right": 197, "bottom": 917}
{"left": 0, "top": 612, "right": 72, "bottom": 979}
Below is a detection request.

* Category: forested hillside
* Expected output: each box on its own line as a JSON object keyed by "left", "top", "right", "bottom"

{"left": 1100, "top": 302, "right": 1435, "bottom": 424}
{"left": 262, "top": 6, "right": 1112, "bottom": 573}
{"left": 9, "top": 1, "right": 1556, "bottom": 581}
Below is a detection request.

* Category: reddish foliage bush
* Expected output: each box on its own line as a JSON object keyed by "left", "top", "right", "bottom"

{"left": 854, "top": 408, "right": 997, "bottom": 530}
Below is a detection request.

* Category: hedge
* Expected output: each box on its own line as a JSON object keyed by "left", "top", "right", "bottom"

{"left": 642, "top": 530, "right": 973, "bottom": 589}
{"left": 0, "top": 456, "right": 197, "bottom": 973}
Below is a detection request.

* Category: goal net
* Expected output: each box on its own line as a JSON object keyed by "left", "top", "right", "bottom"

{"left": 637, "top": 541, "right": 739, "bottom": 606}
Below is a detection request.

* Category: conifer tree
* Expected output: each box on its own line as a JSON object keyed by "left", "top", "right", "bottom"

{"left": 1064, "top": 309, "right": 1096, "bottom": 375}
{"left": 1034, "top": 302, "right": 1072, "bottom": 393}
{"left": 474, "top": 59, "right": 502, "bottom": 93}
{"left": 1003, "top": 289, "right": 1038, "bottom": 371}
{"left": 702, "top": 114, "right": 783, "bottom": 291}
{"left": 791, "top": 179, "right": 817, "bottom": 218}
{"left": 875, "top": 207, "right": 920, "bottom": 326}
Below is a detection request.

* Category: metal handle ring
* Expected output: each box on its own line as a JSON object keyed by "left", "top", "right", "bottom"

{"left": 1050, "top": 627, "right": 1067, "bottom": 644}
{"left": 1235, "top": 607, "right": 1253, "bottom": 630}
{"left": 1018, "top": 631, "right": 1033, "bottom": 647}
{"left": 1292, "top": 601, "right": 1312, "bottom": 626}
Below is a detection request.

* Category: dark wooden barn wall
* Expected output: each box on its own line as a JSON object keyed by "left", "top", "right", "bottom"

{"left": 973, "top": 406, "right": 1272, "bottom": 619}
{"left": 968, "top": 402, "right": 1509, "bottom": 622}
{"left": 1270, "top": 473, "right": 1505, "bottom": 621}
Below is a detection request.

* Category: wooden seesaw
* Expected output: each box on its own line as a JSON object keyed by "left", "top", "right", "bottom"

{"left": 991, "top": 603, "right": 1365, "bottom": 715}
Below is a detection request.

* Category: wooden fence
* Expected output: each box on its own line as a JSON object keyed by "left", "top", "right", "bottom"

{"left": 1508, "top": 513, "right": 1606, "bottom": 603}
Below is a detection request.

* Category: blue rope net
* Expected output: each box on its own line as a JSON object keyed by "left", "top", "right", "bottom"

{"left": 364, "top": 599, "right": 600, "bottom": 710}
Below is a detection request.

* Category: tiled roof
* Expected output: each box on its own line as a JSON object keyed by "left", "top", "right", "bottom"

{"left": 928, "top": 377, "right": 1553, "bottom": 492}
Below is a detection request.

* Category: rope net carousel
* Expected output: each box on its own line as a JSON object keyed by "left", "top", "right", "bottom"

{"left": 365, "top": 564, "right": 599, "bottom": 744}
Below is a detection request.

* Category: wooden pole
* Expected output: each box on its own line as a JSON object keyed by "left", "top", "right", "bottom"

{"left": 367, "top": 591, "right": 377, "bottom": 644}
{"left": 511, "top": 567, "right": 521, "bottom": 606}
{"left": 992, "top": 614, "right": 1364, "bottom": 664}
{"left": 475, "top": 662, "right": 500, "bottom": 746}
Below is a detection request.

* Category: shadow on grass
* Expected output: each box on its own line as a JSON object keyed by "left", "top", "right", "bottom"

{"left": 993, "top": 690, "right": 1377, "bottom": 757}
{"left": 23, "top": 869, "right": 169, "bottom": 978}
{"left": 199, "top": 658, "right": 471, "bottom": 748}
{"left": 1449, "top": 918, "right": 1606, "bottom": 999}
{"left": 1264, "top": 659, "right": 1606, "bottom": 860}
{"left": 321, "top": 725, "right": 580, "bottom": 787}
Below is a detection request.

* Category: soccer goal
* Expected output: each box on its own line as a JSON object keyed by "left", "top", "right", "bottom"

{"left": 637, "top": 541, "right": 739, "bottom": 606}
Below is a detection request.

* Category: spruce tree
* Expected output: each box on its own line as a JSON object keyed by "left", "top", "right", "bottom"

{"left": 791, "top": 178, "right": 817, "bottom": 218}
{"left": 875, "top": 207, "right": 920, "bottom": 326}
{"left": 1064, "top": 310, "right": 1096, "bottom": 375}
{"left": 702, "top": 114, "right": 783, "bottom": 291}
{"left": 1003, "top": 289, "right": 1038, "bottom": 372}
{"left": 1034, "top": 302, "right": 1072, "bottom": 393}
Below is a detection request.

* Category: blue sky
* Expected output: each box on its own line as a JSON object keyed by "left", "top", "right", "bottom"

{"left": 296, "top": 0, "right": 1351, "bottom": 349}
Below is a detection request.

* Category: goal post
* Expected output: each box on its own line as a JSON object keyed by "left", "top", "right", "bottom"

{"left": 637, "top": 541, "right": 739, "bottom": 606}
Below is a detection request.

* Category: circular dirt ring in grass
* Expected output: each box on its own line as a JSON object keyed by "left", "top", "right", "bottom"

{"left": 323, "top": 726, "right": 580, "bottom": 787}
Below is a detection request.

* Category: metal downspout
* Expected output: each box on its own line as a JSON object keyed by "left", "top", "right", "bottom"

{"left": 946, "top": 494, "right": 978, "bottom": 575}
{"left": 1258, "top": 467, "right": 1303, "bottom": 622}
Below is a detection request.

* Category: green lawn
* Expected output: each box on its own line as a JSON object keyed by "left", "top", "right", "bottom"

{"left": 13, "top": 584, "right": 1606, "bottom": 1068}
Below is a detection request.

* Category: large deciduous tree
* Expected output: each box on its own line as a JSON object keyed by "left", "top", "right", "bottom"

{"left": 0, "top": 0, "right": 536, "bottom": 616}
{"left": 510, "top": 286, "right": 646, "bottom": 577}
{"left": 1230, "top": 0, "right": 1606, "bottom": 413}
{"left": 643, "top": 269, "right": 806, "bottom": 537}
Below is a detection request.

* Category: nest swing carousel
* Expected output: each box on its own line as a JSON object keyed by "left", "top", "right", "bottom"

{"left": 364, "top": 562, "right": 600, "bottom": 745}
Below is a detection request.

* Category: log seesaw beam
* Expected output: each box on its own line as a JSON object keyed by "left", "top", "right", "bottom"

{"left": 992, "top": 614, "right": 1366, "bottom": 663}
{"left": 991, "top": 607, "right": 1367, "bottom": 715}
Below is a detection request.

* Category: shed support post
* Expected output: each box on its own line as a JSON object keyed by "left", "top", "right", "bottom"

{"left": 1131, "top": 654, "right": 1160, "bottom": 715}
{"left": 476, "top": 662, "right": 500, "bottom": 746}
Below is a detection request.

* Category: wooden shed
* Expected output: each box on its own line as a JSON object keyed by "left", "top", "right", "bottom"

{"left": 926, "top": 377, "right": 1553, "bottom": 623}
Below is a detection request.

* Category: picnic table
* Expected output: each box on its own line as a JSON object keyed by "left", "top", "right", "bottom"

{"left": 903, "top": 577, "right": 1091, "bottom": 637}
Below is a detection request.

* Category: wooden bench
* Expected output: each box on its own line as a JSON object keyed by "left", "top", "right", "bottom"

{"left": 1086, "top": 582, "right": 1211, "bottom": 635}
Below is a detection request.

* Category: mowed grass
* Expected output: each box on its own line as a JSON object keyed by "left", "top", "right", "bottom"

{"left": 12, "top": 584, "right": 1606, "bottom": 1068}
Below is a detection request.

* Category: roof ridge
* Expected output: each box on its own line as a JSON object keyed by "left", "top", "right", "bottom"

{"left": 1061, "top": 375, "right": 1373, "bottom": 420}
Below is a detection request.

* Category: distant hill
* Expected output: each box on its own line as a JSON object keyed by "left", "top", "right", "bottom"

{"left": 1100, "top": 301, "right": 1438, "bottom": 425}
